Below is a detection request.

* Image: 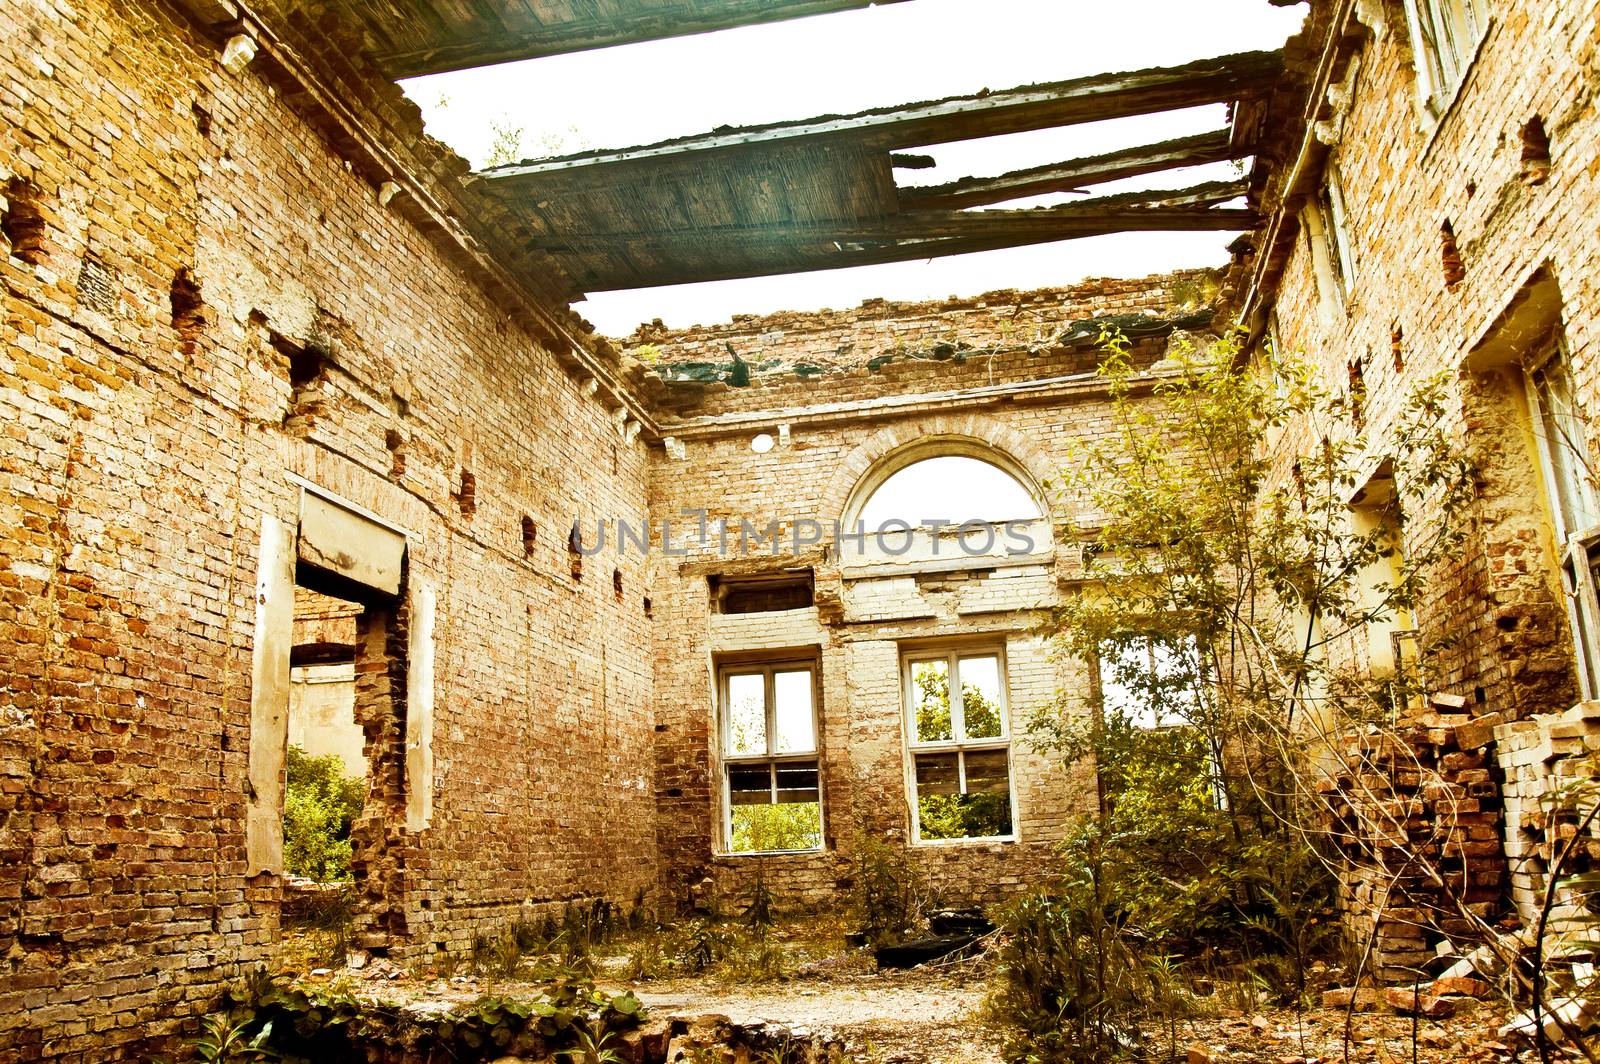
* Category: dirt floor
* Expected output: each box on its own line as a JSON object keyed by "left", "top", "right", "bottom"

{"left": 278, "top": 917, "right": 1550, "bottom": 1063}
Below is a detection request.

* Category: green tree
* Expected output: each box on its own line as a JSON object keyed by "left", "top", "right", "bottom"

{"left": 283, "top": 746, "right": 365, "bottom": 881}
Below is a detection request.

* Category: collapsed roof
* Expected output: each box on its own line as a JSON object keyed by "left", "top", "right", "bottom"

{"left": 477, "top": 50, "right": 1286, "bottom": 292}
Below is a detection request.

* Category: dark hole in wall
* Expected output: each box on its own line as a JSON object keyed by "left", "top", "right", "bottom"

{"left": 1521, "top": 115, "right": 1551, "bottom": 183}
{"left": 642, "top": 596, "right": 653, "bottom": 618}
{"left": 1391, "top": 325, "right": 1405, "bottom": 373}
{"left": 568, "top": 523, "right": 584, "bottom": 581}
{"left": 286, "top": 344, "right": 326, "bottom": 389}
{"left": 191, "top": 101, "right": 212, "bottom": 136}
{"left": 457, "top": 470, "right": 476, "bottom": 517}
{"left": 521, "top": 515, "right": 537, "bottom": 556}
{"left": 384, "top": 429, "right": 405, "bottom": 478}
{"left": 712, "top": 571, "right": 815, "bottom": 614}
{"left": 1347, "top": 358, "right": 1366, "bottom": 430}
{"left": 2, "top": 178, "right": 47, "bottom": 265}
{"left": 1441, "top": 222, "right": 1465, "bottom": 290}
{"left": 613, "top": 568, "right": 624, "bottom": 599}
{"left": 170, "top": 268, "right": 205, "bottom": 339}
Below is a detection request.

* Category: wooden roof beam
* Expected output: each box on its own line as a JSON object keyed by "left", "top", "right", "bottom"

{"left": 487, "top": 50, "right": 1283, "bottom": 181}
{"left": 531, "top": 179, "right": 1250, "bottom": 248}
{"left": 373, "top": 1, "right": 912, "bottom": 79}
{"left": 900, "top": 129, "right": 1238, "bottom": 210}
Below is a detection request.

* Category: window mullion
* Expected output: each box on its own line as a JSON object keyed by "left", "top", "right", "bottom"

{"left": 949, "top": 652, "right": 966, "bottom": 742}
{"left": 956, "top": 750, "right": 968, "bottom": 796}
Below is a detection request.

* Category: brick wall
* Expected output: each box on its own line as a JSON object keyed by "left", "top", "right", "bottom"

{"left": 1257, "top": 0, "right": 1600, "bottom": 965}
{"left": 0, "top": 0, "right": 656, "bottom": 1057}
{"left": 638, "top": 278, "right": 1192, "bottom": 912}
{"left": 1261, "top": 0, "right": 1600, "bottom": 716}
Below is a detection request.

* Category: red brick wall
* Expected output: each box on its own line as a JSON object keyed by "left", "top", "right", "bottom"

{"left": 0, "top": 1, "right": 655, "bottom": 1058}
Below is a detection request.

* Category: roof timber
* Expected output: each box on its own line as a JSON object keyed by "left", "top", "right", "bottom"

{"left": 900, "top": 129, "right": 1239, "bottom": 210}
{"left": 482, "top": 50, "right": 1285, "bottom": 291}
{"left": 486, "top": 50, "right": 1283, "bottom": 181}
{"left": 349, "top": 1, "right": 911, "bottom": 79}
{"left": 531, "top": 180, "right": 1251, "bottom": 249}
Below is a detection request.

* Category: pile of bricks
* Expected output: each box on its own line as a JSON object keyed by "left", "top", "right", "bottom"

{"left": 1495, "top": 702, "right": 1600, "bottom": 925}
{"left": 1319, "top": 706, "right": 1508, "bottom": 983}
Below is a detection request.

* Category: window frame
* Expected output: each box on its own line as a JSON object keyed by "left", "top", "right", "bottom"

{"left": 716, "top": 657, "right": 824, "bottom": 856}
{"left": 1400, "top": 0, "right": 1487, "bottom": 127}
{"left": 1525, "top": 339, "right": 1600, "bottom": 699}
{"left": 901, "top": 642, "right": 1018, "bottom": 846}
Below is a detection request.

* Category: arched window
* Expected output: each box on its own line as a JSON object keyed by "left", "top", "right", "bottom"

{"left": 854, "top": 454, "right": 1043, "bottom": 531}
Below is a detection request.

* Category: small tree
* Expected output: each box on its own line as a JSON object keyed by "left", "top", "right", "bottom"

{"left": 989, "top": 327, "right": 1482, "bottom": 1060}
{"left": 283, "top": 746, "right": 365, "bottom": 882}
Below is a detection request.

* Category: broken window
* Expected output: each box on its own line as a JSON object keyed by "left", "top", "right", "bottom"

{"left": 1526, "top": 339, "right": 1600, "bottom": 697}
{"left": 719, "top": 660, "right": 822, "bottom": 853}
{"left": 1097, "top": 635, "right": 1204, "bottom": 730}
{"left": 903, "top": 647, "right": 1013, "bottom": 842}
{"left": 1401, "top": 0, "right": 1485, "bottom": 121}
{"left": 713, "top": 571, "right": 814, "bottom": 614}
{"left": 1306, "top": 163, "right": 1355, "bottom": 313}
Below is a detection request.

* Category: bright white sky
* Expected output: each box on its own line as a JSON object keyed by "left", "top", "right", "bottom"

{"left": 858, "top": 456, "right": 1042, "bottom": 528}
{"left": 403, "top": 0, "right": 1305, "bottom": 336}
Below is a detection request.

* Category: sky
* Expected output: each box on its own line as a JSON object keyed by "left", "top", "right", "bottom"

{"left": 402, "top": 0, "right": 1306, "bottom": 336}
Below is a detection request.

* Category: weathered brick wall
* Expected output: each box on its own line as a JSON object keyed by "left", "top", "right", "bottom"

{"left": 1260, "top": 0, "right": 1600, "bottom": 961}
{"left": 1264, "top": 0, "right": 1600, "bottom": 717}
{"left": 637, "top": 278, "right": 1197, "bottom": 913}
{"left": 0, "top": 0, "right": 656, "bottom": 1058}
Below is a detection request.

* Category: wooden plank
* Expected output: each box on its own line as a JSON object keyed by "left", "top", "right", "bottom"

{"left": 900, "top": 129, "right": 1238, "bottom": 209}
{"left": 488, "top": 50, "right": 1282, "bottom": 181}
{"left": 529, "top": 179, "right": 1250, "bottom": 246}
{"left": 369, "top": 0, "right": 910, "bottom": 77}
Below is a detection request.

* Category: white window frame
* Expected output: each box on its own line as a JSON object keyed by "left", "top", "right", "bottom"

{"left": 717, "top": 658, "right": 824, "bottom": 855}
{"left": 902, "top": 644, "right": 1017, "bottom": 845}
{"left": 1525, "top": 340, "right": 1600, "bottom": 699}
{"left": 1400, "top": 0, "right": 1487, "bottom": 126}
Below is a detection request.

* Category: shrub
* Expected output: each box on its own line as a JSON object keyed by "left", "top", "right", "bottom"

{"left": 852, "top": 837, "right": 928, "bottom": 948}
{"left": 283, "top": 746, "right": 364, "bottom": 882}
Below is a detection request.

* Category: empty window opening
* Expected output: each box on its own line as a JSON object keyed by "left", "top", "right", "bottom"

{"left": 521, "top": 515, "right": 537, "bottom": 556}
{"left": 1, "top": 178, "right": 47, "bottom": 264}
{"left": 712, "top": 571, "right": 814, "bottom": 614}
{"left": 642, "top": 596, "right": 653, "bottom": 619}
{"left": 284, "top": 585, "right": 367, "bottom": 896}
{"left": 858, "top": 455, "right": 1040, "bottom": 532}
{"left": 1441, "top": 221, "right": 1465, "bottom": 289}
{"left": 1521, "top": 115, "right": 1551, "bottom": 183}
{"left": 456, "top": 469, "right": 476, "bottom": 517}
{"left": 904, "top": 647, "right": 1013, "bottom": 842}
{"left": 1098, "top": 635, "right": 1204, "bottom": 730}
{"left": 719, "top": 660, "right": 822, "bottom": 853}
{"left": 1349, "top": 470, "right": 1415, "bottom": 684}
{"left": 1401, "top": 0, "right": 1485, "bottom": 120}
{"left": 1391, "top": 325, "right": 1405, "bottom": 373}
{"left": 613, "top": 568, "right": 624, "bottom": 599}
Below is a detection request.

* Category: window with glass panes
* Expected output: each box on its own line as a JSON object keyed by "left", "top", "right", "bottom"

{"left": 719, "top": 661, "right": 823, "bottom": 853}
{"left": 903, "top": 647, "right": 1014, "bottom": 842}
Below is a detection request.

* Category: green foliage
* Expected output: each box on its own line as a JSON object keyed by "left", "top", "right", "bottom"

{"left": 915, "top": 793, "right": 1012, "bottom": 842}
{"left": 851, "top": 837, "right": 928, "bottom": 948}
{"left": 985, "top": 328, "right": 1464, "bottom": 1058}
{"left": 156, "top": 1010, "right": 278, "bottom": 1063}
{"left": 730, "top": 802, "right": 822, "bottom": 852}
{"left": 283, "top": 746, "right": 363, "bottom": 883}
{"left": 229, "top": 971, "right": 644, "bottom": 1062}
